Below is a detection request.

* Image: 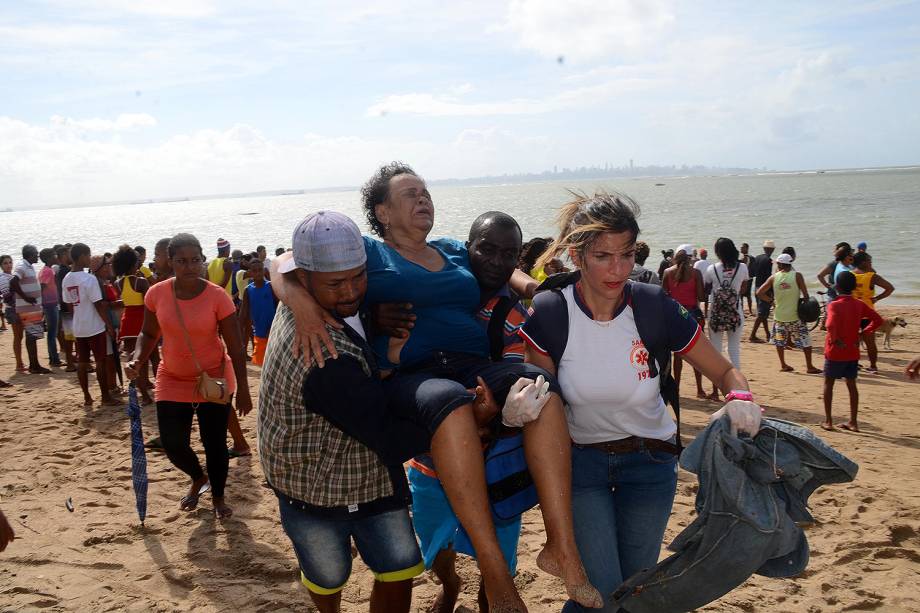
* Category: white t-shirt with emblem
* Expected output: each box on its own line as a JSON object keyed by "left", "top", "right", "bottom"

{"left": 521, "top": 283, "right": 701, "bottom": 444}
{"left": 61, "top": 270, "right": 106, "bottom": 338}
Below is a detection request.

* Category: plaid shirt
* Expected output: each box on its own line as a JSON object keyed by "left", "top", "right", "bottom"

{"left": 257, "top": 305, "right": 399, "bottom": 512}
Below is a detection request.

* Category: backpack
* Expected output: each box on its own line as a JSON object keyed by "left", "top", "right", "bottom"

{"left": 535, "top": 272, "right": 683, "bottom": 453}
{"left": 709, "top": 267, "right": 742, "bottom": 332}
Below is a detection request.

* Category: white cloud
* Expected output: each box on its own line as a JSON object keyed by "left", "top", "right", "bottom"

{"left": 0, "top": 112, "right": 578, "bottom": 208}
{"left": 42, "top": 0, "right": 218, "bottom": 19}
{"left": 503, "top": 0, "right": 675, "bottom": 62}
{"left": 0, "top": 24, "right": 121, "bottom": 47}
{"left": 366, "top": 75, "right": 655, "bottom": 117}
{"left": 49, "top": 113, "right": 158, "bottom": 132}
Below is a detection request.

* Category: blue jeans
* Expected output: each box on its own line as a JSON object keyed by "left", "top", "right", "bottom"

{"left": 564, "top": 444, "right": 678, "bottom": 612}
{"left": 277, "top": 495, "right": 423, "bottom": 594}
{"left": 43, "top": 305, "right": 60, "bottom": 363}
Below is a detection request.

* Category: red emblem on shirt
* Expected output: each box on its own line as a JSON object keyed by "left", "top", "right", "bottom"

{"left": 630, "top": 339, "right": 651, "bottom": 380}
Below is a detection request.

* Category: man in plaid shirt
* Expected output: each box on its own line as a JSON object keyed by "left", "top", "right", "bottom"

{"left": 258, "top": 211, "right": 430, "bottom": 611}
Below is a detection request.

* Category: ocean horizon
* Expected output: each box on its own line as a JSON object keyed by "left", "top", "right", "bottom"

{"left": 3, "top": 166, "right": 918, "bottom": 304}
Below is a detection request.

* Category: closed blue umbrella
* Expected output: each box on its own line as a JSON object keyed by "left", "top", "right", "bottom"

{"left": 126, "top": 383, "right": 148, "bottom": 524}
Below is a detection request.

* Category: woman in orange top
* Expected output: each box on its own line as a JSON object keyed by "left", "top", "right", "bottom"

{"left": 126, "top": 234, "right": 252, "bottom": 520}
{"left": 851, "top": 252, "right": 894, "bottom": 373}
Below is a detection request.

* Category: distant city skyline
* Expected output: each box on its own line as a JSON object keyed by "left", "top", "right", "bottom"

{"left": 2, "top": 1, "right": 919, "bottom": 209}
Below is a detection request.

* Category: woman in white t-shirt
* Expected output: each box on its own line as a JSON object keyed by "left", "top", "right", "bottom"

{"left": 702, "top": 238, "right": 749, "bottom": 400}
{"left": 520, "top": 192, "right": 762, "bottom": 612}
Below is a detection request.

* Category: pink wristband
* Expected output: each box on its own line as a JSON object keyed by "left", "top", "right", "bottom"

{"left": 725, "top": 390, "right": 754, "bottom": 403}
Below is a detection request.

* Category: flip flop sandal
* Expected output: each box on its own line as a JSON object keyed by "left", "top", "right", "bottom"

{"left": 179, "top": 482, "right": 211, "bottom": 511}
{"left": 227, "top": 448, "right": 252, "bottom": 458}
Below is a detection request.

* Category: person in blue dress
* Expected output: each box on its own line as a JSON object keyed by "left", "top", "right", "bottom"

{"left": 270, "top": 162, "right": 602, "bottom": 611}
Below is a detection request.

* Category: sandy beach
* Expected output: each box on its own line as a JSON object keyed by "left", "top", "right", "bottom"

{"left": 1, "top": 306, "right": 919, "bottom": 612}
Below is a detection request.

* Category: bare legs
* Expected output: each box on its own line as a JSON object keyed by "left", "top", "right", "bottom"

{"left": 12, "top": 321, "right": 24, "bottom": 370}
{"left": 77, "top": 361, "right": 115, "bottom": 407}
{"left": 429, "top": 548, "right": 462, "bottom": 613}
{"left": 430, "top": 397, "right": 600, "bottom": 611}
{"left": 227, "top": 410, "right": 251, "bottom": 455}
{"left": 307, "top": 580, "right": 412, "bottom": 613}
{"left": 524, "top": 397, "right": 602, "bottom": 609}
{"left": 122, "top": 338, "right": 153, "bottom": 403}
{"left": 430, "top": 405, "right": 525, "bottom": 611}
{"left": 862, "top": 331, "right": 879, "bottom": 372}
{"left": 776, "top": 346, "right": 821, "bottom": 373}
{"left": 823, "top": 377, "right": 859, "bottom": 431}
{"left": 673, "top": 354, "right": 706, "bottom": 399}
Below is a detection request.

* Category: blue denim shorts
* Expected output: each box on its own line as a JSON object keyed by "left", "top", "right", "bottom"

{"left": 386, "top": 351, "right": 561, "bottom": 434}
{"left": 3, "top": 306, "right": 19, "bottom": 325}
{"left": 824, "top": 359, "right": 858, "bottom": 380}
{"left": 277, "top": 495, "right": 424, "bottom": 595}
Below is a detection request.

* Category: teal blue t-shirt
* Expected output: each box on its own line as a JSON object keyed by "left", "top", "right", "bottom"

{"left": 363, "top": 236, "right": 487, "bottom": 367}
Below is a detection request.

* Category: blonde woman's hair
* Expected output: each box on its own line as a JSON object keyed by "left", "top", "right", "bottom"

{"left": 536, "top": 191, "right": 640, "bottom": 272}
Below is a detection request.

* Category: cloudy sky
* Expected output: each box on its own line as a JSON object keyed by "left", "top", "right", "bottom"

{"left": 2, "top": 0, "right": 918, "bottom": 208}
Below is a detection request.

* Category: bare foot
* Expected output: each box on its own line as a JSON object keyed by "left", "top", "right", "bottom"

{"left": 83, "top": 396, "right": 94, "bottom": 408}
{"left": 806, "top": 367, "right": 822, "bottom": 374}
{"left": 213, "top": 496, "right": 233, "bottom": 520}
{"left": 537, "top": 547, "right": 603, "bottom": 609}
{"left": 706, "top": 392, "right": 721, "bottom": 402}
{"left": 838, "top": 422, "right": 860, "bottom": 432}
{"left": 696, "top": 390, "right": 708, "bottom": 399}
{"left": 486, "top": 592, "right": 528, "bottom": 613}
{"left": 819, "top": 423, "right": 835, "bottom": 431}
{"left": 780, "top": 365, "right": 794, "bottom": 372}
{"left": 429, "top": 574, "right": 462, "bottom": 613}
{"left": 100, "top": 397, "right": 122, "bottom": 407}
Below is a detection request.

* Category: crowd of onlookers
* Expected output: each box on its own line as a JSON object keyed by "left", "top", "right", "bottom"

{"left": 0, "top": 241, "right": 285, "bottom": 397}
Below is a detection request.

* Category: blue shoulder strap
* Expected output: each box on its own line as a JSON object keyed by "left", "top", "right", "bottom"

{"left": 631, "top": 283, "right": 682, "bottom": 453}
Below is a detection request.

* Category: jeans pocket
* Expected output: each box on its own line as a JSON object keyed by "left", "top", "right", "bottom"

{"left": 643, "top": 448, "right": 678, "bottom": 465}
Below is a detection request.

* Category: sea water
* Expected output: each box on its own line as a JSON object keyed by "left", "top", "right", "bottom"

{"left": 2, "top": 167, "right": 918, "bottom": 303}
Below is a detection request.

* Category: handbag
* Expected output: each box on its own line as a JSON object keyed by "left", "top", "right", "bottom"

{"left": 484, "top": 433, "right": 538, "bottom": 521}
{"left": 172, "top": 280, "right": 231, "bottom": 405}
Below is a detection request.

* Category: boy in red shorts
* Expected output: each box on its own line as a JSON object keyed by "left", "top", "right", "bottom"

{"left": 822, "top": 271, "right": 883, "bottom": 432}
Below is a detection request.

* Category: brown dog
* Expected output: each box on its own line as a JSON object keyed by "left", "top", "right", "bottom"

{"left": 878, "top": 316, "right": 908, "bottom": 349}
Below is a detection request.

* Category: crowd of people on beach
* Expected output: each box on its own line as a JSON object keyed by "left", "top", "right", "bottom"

{"left": 1, "top": 161, "right": 919, "bottom": 612}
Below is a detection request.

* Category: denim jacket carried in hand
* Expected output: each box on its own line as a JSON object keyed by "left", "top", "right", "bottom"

{"left": 613, "top": 416, "right": 858, "bottom": 613}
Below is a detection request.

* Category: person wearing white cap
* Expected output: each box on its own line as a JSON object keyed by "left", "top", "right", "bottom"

{"left": 748, "top": 240, "right": 776, "bottom": 343}
{"left": 260, "top": 195, "right": 600, "bottom": 611}
{"left": 756, "top": 253, "right": 821, "bottom": 373}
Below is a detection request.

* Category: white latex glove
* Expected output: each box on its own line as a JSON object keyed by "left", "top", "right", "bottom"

{"left": 501, "top": 375, "right": 552, "bottom": 428}
{"left": 709, "top": 399, "right": 762, "bottom": 437}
